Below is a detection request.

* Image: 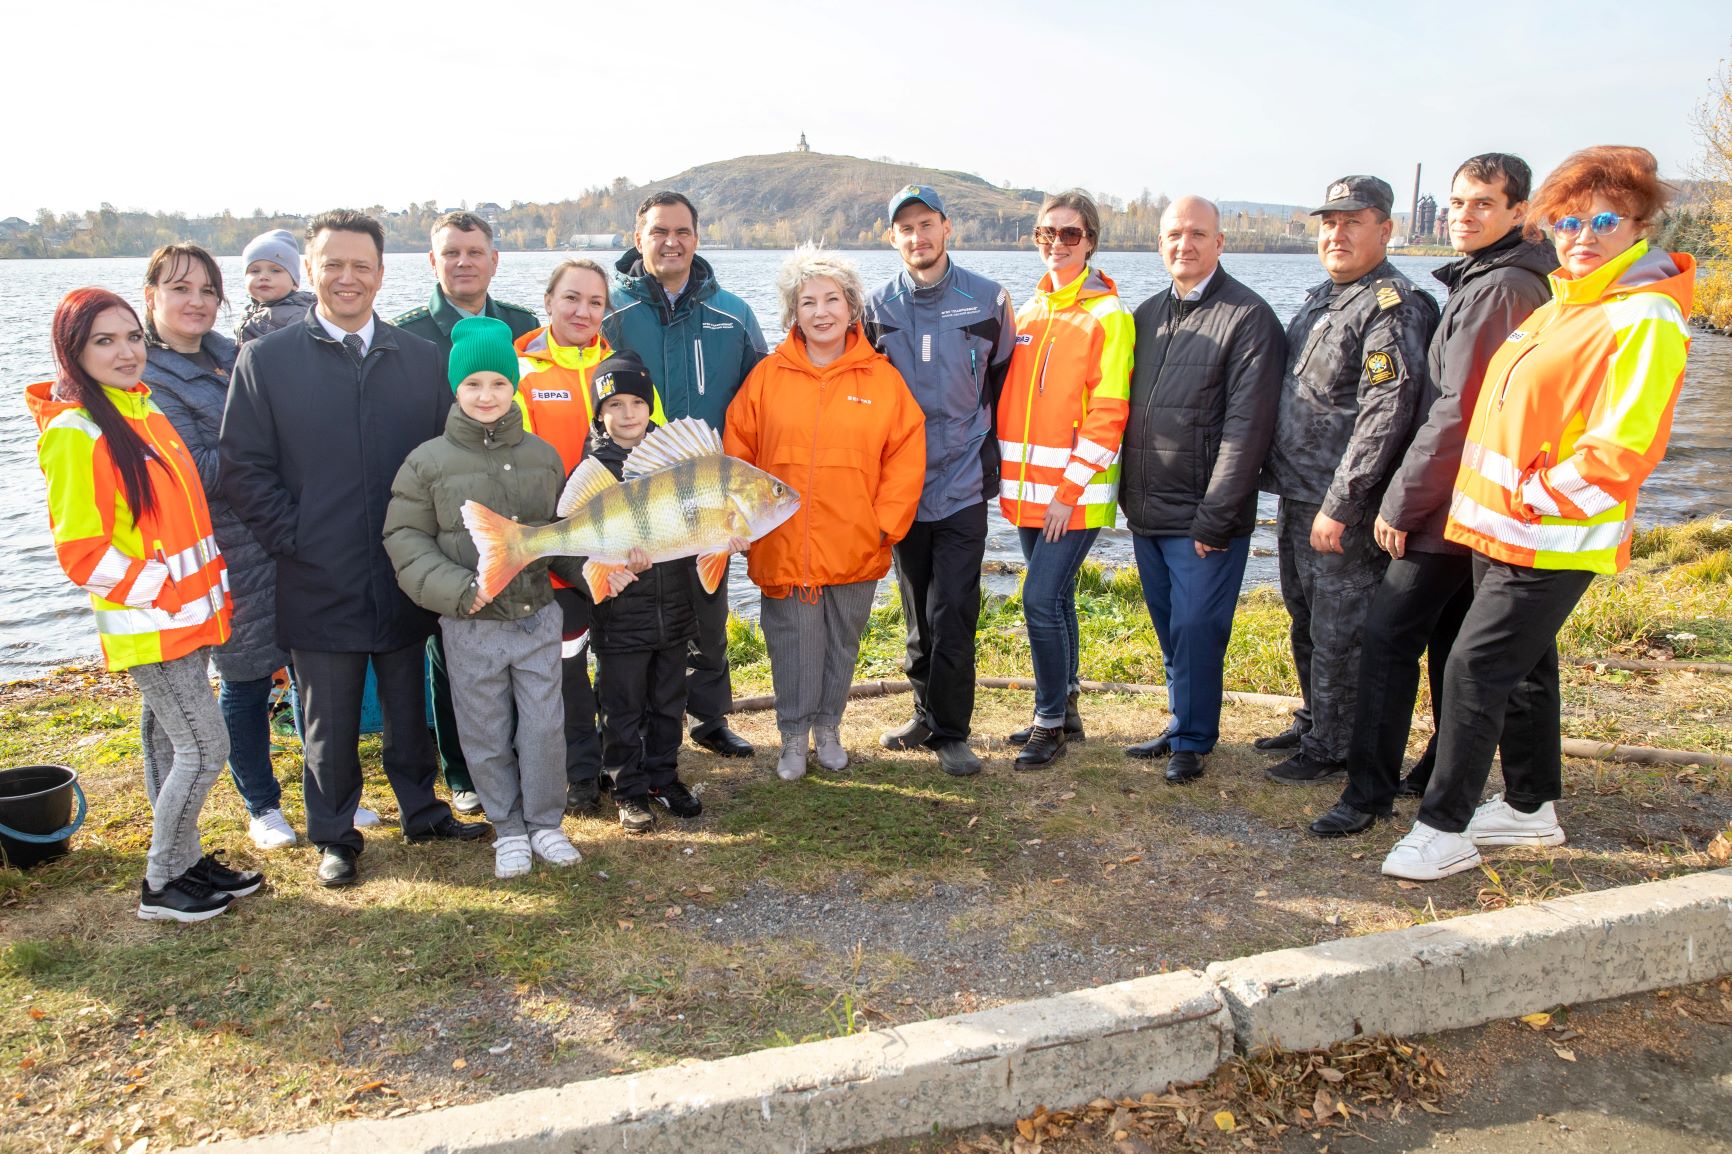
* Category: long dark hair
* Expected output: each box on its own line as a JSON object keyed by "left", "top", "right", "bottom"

{"left": 52, "top": 288, "right": 157, "bottom": 517}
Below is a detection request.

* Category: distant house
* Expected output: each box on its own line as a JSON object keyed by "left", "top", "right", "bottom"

{"left": 0, "top": 216, "right": 30, "bottom": 236}
{"left": 475, "top": 202, "right": 504, "bottom": 223}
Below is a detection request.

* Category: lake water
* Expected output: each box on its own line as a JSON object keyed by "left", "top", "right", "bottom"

{"left": 3, "top": 249, "right": 1728, "bottom": 681}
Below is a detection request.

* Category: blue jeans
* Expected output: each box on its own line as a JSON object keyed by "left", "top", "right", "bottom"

{"left": 219, "top": 674, "right": 281, "bottom": 815}
{"left": 1017, "top": 526, "right": 1100, "bottom": 726}
{"left": 1131, "top": 533, "right": 1251, "bottom": 753}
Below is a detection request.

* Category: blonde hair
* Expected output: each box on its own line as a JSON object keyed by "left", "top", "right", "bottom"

{"left": 776, "top": 244, "right": 866, "bottom": 331}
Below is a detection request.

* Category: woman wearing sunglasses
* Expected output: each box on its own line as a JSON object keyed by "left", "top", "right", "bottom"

{"left": 997, "top": 191, "right": 1134, "bottom": 768}
{"left": 1382, "top": 146, "right": 1696, "bottom": 881}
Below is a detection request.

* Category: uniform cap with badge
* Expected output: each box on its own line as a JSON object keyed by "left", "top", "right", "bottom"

{"left": 1311, "top": 175, "right": 1395, "bottom": 217}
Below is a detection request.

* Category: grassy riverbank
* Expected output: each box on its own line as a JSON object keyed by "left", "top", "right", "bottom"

{"left": 1, "top": 521, "right": 1729, "bottom": 1152}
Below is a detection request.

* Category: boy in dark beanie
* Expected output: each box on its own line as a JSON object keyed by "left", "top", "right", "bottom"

{"left": 384, "top": 316, "right": 587, "bottom": 877}
{"left": 585, "top": 352, "right": 725, "bottom": 833}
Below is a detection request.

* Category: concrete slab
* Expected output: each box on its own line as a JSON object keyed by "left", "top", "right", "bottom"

{"left": 1208, "top": 868, "right": 1732, "bottom": 1051}
{"left": 214, "top": 970, "right": 1230, "bottom": 1154}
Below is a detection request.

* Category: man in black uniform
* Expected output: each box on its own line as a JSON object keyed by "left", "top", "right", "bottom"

{"left": 392, "top": 211, "right": 540, "bottom": 815}
{"left": 1260, "top": 175, "right": 1440, "bottom": 784}
{"left": 1310, "top": 154, "right": 1554, "bottom": 835}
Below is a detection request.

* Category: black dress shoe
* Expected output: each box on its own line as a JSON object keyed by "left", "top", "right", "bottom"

{"left": 1308, "top": 801, "right": 1389, "bottom": 838}
{"left": 691, "top": 725, "right": 755, "bottom": 757}
{"left": 1164, "top": 750, "right": 1204, "bottom": 783}
{"left": 880, "top": 717, "right": 933, "bottom": 751}
{"left": 1125, "top": 733, "right": 1174, "bottom": 759}
{"left": 566, "top": 778, "right": 601, "bottom": 815}
{"left": 1253, "top": 720, "right": 1306, "bottom": 751}
{"left": 316, "top": 845, "right": 359, "bottom": 887}
{"left": 406, "top": 814, "right": 490, "bottom": 843}
{"left": 1265, "top": 752, "right": 1347, "bottom": 784}
{"left": 1395, "top": 772, "right": 1429, "bottom": 800}
{"left": 1014, "top": 725, "right": 1067, "bottom": 770}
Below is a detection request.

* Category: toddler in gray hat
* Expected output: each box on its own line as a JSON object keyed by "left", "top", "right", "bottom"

{"left": 234, "top": 228, "right": 316, "bottom": 346}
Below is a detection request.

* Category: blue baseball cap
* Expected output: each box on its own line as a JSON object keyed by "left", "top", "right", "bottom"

{"left": 888, "top": 184, "right": 946, "bottom": 220}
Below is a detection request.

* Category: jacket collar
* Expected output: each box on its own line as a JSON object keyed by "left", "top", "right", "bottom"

{"left": 302, "top": 304, "right": 400, "bottom": 353}
{"left": 1321, "top": 259, "right": 1397, "bottom": 312}
{"left": 143, "top": 332, "right": 237, "bottom": 384}
{"left": 614, "top": 249, "right": 719, "bottom": 316}
{"left": 444, "top": 399, "right": 525, "bottom": 447}
{"left": 1036, "top": 265, "right": 1118, "bottom": 308}
{"left": 518, "top": 325, "right": 610, "bottom": 370}
{"left": 428, "top": 284, "right": 503, "bottom": 337}
{"left": 770, "top": 324, "right": 879, "bottom": 378}
{"left": 1433, "top": 228, "right": 1556, "bottom": 292}
{"left": 1550, "top": 238, "right": 1655, "bottom": 305}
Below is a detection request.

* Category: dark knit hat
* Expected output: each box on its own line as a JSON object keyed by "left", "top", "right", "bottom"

{"left": 447, "top": 316, "right": 521, "bottom": 393}
{"left": 589, "top": 351, "right": 656, "bottom": 422}
{"left": 241, "top": 229, "right": 302, "bottom": 286}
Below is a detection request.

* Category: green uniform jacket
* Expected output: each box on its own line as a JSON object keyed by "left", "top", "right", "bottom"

{"left": 383, "top": 404, "right": 583, "bottom": 620}
{"left": 392, "top": 285, "right": 540, "bottom": 353}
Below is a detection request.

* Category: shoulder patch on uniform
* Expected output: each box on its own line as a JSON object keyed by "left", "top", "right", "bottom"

{"left": 1374, "top": 283, "right": 1402, "bottom": 311}
{"left": 1365, "top": 350, "right": 1397, "bottom": 385}
{"left": 496, "top": 300, "right": 535, "bottom": 317}
{"left": 392, "top": 306, "right": 430, "bottom": 324}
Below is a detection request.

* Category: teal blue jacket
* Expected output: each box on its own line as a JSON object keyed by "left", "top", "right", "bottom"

{"left": 602, "top": 251, "right": 766, "bottom": 431}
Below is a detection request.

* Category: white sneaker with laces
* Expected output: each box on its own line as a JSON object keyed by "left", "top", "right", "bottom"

{"left": 247, "top": 807, "right": 299, "bottom": 849}
{"left": 1381, "top": 821, "right": 1483, "bottom": 881}
{"left": 353, "top": 805, "right": 381, "bottom": 829}
{"left": 493, "top": 835, "right": 532, "bottom": 879}
{"left": 529, "top": 828, "right": 581, "bottom": 867}
{"left": 1466, "top": 796, "right": 1566, "bottom": 846}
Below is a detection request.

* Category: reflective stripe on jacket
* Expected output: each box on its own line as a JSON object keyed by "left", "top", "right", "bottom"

{"left": 1445, "top": 241, "right": 1695, "bottom": 573}
{"left": 995, "top": 266, "right": 1133, "bottom": 530}
{"left": 723, "top": 326, "right": 926, "bottom": 598}
{"left": 27, "top": 380, "right": 230, "bottom": 670}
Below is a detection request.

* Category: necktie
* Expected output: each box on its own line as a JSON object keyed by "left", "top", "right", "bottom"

{"left": 342, "top": 333, "right": 365, "bottom": 363}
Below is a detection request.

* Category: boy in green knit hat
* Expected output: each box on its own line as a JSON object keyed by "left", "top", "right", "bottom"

{"left": 383, "top": 316, "right": 587, "bottom": 878}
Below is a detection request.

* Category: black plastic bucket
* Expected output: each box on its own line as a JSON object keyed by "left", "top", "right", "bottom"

{"left": 0, "top": 765, "right": 87, "bottom": 870}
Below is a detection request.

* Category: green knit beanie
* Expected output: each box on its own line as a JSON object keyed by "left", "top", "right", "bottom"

{"left": 447, "top": 315, "right": 521, "bottom": 393}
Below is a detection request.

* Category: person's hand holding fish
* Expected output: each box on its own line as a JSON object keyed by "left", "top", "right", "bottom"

{"left": 461, "top": 418, "right": 800, "bottom": 604}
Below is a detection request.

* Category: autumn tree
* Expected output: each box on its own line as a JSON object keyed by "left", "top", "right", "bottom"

{"left": 1694, "top": 46, "right": 1732, "bottom": 327}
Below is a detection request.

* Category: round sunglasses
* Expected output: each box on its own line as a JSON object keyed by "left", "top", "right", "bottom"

{"left": 1551, "top": 212, "right": 1625, "bottom": 239}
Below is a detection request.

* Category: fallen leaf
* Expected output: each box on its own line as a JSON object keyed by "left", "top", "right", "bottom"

{"left": 1048, "top": 877, "right": 1069, "bottom": 886}
{"left": 664, "top": 906, "right": 682, "bottom": 919}
{"left": 487, "top": 1041, "right": 512, "bottom": 1056}
{"left": 451, "top": 1058, "right": 467, "bottom": 1070}
{"left": 616, "top": 920, "right": 634, "bottom": 931}
{"left": 1396, "top": 880, "right": 1420, "bottom": 891}
{"left": 1350, "top": 852, "right": 1365, "bottom": 860}
{"left": 1253, "top": 889, "right": 1269, "bottom": 898}
{"left": 385, "top": 1107, "right": 410, "bottom": 1119}
{"left": 697, "top": 885, "right": 716, "bottom": 894}
{"left": 1416, "top": 1101, "right": 1449, "bottom": 1115}
{"left": 349, "top": 1081, "right": 386, "bottom": 1097}
{"left": 1707, "top": 833, "right": 1730, "bottom": 864}
{"left": 123, "top": 1140, "right": 148, "bottom": 1154}
{"left": 1120, "top": 853, "right": 1143, "bottom": 864}
{"left": 308, "top": 999, "right": 333, "bottom": 1012}
{"left": 27, "top": 1008, "right": 46, "bottom": 1021}
{"left": 1521, "top": 1012, "right": 1553, "bottom": 1029}
{"left": 1552, "top": 1047, "right": 1577, "bottom": 1062}
{"left": 1317, "top": 1066, "right": 1345, "bottom": 1083}
{"left": 1058, "top": 791, "right": 1076, "bottom": 801}
{"left": 1213, "top": 1110, "right": 1237, "bottom": 1132}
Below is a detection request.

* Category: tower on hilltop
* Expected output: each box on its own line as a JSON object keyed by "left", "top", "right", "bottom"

{"left": 796, "top": 132, "right": 810, "bottom": 153}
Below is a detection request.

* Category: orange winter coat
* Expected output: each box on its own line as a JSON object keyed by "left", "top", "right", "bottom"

{"left": 996, "top": 266, "right": 1134, "bottom": 530}
{"left": 27, "top": 380, "right": 231, "bottom": 671}
{"left": 724, "top": 326, "right": 926, "bottom": 598}
{"left": 1446, "top": 241, "right": 1696, "bottom": 574}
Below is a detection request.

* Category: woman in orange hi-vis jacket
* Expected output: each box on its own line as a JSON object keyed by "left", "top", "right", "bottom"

{"left": 997, "top": 190, "right": 1135, "bottom": 770}
{"left": 726, "top": 247, "right": 926, "bottom": 784}
{"left": 28, "top": 288, "right": 259, "bottom": 923}
{"left": 1382, "top": 147, "right": 1696, "bottom": 883}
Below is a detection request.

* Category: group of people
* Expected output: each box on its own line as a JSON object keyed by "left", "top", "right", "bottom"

{"left": 28, "top": 143, "right": 1694, "bottom": 921}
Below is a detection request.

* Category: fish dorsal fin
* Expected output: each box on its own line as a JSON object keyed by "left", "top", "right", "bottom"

{"left": 622, "top": 417, "right": 723, "bottom": 479}
{"left": 556, "top": 457, "right": 618, "bottom": 517}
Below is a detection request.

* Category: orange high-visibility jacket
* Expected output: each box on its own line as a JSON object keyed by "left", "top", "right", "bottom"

{"left": 1446, "top": 241, "right": 1695, "bottom": 574}
{"left": 996, "top": 266, "right": 1134, "bottom": 530}
{"left": 724, "top": 326, "right": 925, "bottom": 598}
{"left": 514, "top": 326, "right": 613, "bottom": 475}
{"left": 27, "top": 380, "right": 231, "bottom": 670}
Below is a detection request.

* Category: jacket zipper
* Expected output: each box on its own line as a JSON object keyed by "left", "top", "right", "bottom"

{"left": 139, "top": 410, "right": 225, "bottom": 626}
{"left": 804, "top": 375, "right": 824, "bottom": 588}
{"left": 694, "top": 339, "right": 707, "bottom": 397}
{"left": 1016, "top": 311, "right": 1058, "bottom": 525}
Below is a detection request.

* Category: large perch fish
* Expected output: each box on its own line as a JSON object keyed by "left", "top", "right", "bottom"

{"left": 462, "top": 417, "right": 800, "bottom": 603}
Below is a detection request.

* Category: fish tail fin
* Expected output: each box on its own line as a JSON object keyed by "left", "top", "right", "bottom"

{"left": 462, "top": 501, "right": 533, "bottom": 601}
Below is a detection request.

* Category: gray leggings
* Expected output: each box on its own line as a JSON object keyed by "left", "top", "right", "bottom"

{"left": 759, "top": 580, "right": 877, "bottom": 736}
{"left": 132, "top": 648, "right": 228, "bottom": 888}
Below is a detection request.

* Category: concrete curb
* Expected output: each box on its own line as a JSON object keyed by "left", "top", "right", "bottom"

{"left": 213, "top": 870, "right": 1732, "bottom": 1153}
{"left": 1208, "top": 865, "right": 1732, "bottom": 1051}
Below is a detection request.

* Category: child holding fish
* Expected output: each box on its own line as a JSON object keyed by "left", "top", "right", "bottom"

{"left": 383, "top": 316, "right": 586, "bottom": 879}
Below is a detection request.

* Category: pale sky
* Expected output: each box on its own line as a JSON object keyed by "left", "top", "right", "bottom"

{"left": 3, "top": 0, "right": 1727, "bottom": 220}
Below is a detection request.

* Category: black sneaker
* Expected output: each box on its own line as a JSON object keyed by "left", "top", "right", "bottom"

{"left": 617, "top": 797, "right": 657, "bottom": 834}
{"left": 185, "top": 851, "right": 263, "bottom": 897}
{"left": 1265, "top": 752, "right": 1346, "bottom": 784}
{"left": 1253, "top": 720, "right": 1306, "bottom": 751}
{"left": 1010, "top": 692, "right": 1085, "bottom": 745}
{"left": 138, "top": 874, "right": 233, "bottom": 923}
{"left": 1015, "top": 725, "right": 1067, "bottom": 770}
{"left": 649, "top": 781, "right": 703, "bottom": 819}
{"left": 1308, "top": 801, "right": 1389, "bottom": 838}
{"left": 566, "top": 778, "right": 601, "bottom": 815}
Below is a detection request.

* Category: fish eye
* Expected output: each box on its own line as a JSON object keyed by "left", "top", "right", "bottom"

{"left": 771, "top": 482, "right": 784, "bottom": 497}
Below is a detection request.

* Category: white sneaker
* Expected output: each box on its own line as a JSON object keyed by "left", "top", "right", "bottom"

{"left": 529, "top": 828, "right": 581, "bottom": 867}
{"left": 777, "top": 733, "right": 808, "bottom": 782}
{"left": 493, "top": 835, "right": 532, "bottom": 879}
{"left": 247, "top": 808, "right": 298, "bottom": 849}
{"left": 813, "top": 726, "right": 848, "bottom": 772}
{"left": 1466, "top": 796, "right": 1566, "bottom": 847}
{"left": 451, "top": 790, "right": 484, "bottom": 815}
{"left": 353, "top": 805, "right": 381, "bottom": 829}
{"left": 1381, "top": 821, "right": 1483, "bottom": 881}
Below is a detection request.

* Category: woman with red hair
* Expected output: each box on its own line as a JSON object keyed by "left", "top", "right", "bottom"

{"left": 26, "top": 288, "right": 261, "bottom": 921}
{"left": 1383, "top": 147, "right": 1696, "bottom": 881}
